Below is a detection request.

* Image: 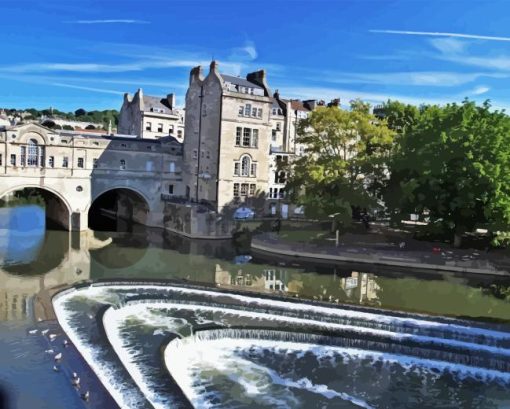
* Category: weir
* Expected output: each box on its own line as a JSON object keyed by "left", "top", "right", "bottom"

{"left": 53, "top": 283, "right": 510, "bottom": 409}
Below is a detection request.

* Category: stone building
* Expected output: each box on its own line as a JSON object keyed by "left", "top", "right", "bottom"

{"left": 182, "top": 61, "right": 273, "bottom": 213}
{"left": 118, "top": 88, "right": 185, "bottom": 141}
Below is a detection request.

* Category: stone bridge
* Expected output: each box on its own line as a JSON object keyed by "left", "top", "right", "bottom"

{"left": 0, "top": 123, "right": 184, "bottom": 231}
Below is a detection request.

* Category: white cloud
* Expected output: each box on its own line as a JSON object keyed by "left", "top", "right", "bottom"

{"left": 229, "top": 41, "right": 258, "bottom": 61}
{"left": 312, "top": 70, "right": 500, "bottom": 87}
{"left": 370, "top": 29, "right": 510, "bottom": 42}
{"left": 67, "top": 19, "right": 150, "bottom": 24}
{"left": 48, "top": 82, "right": 125, "bottom": 95}
{"left": 471, "top": 86, "right": 490, "bottom": 95}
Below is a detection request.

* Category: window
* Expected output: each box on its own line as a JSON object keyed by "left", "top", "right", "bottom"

{"left": 238, "top": 106, "right": 244, "bottom": 116}
{"left": 47, "top": 156, "right": 54, "bottom": 168}
{"left": 178, "top": 130, "right": 183, "bottom": 138}
{"left": 276, "top": 122, "right": 281, "bottom": 131}
{"left": 250, "top": 163, "right": 257, "bottom": 177}
{"left": 121, "top": 143, "right": 127, "bottom": 148}
{"left": 235, "top": 127, "right": 242, "bottom": 146}
{"left": 93, "top": 158, "right": 98, "bottom": 168}
{"left": 268, "top": 188, "right": 272, "bottom": 198}
{"left": 169, "top": 162, "right": 176, "bottom": 172}
{"left": 10, "top": 154, "right": 16, "bottom": 166}
{"left": 169, "top": 125, "right": 174, "bottom": 134}
{"left": 233, "top": 183, "right": 239, "bottom": 197}
{"left": 272, "top": 108, "right": 277, "bottom": 115}
{"left": 20, "top": 146, "right": 26, "bottom": 166}
{"left": 251, "top": 107, "right": 257, "bottom": 117}
{"left": 120, "top": 159, "right": 126, "bottom": 170}
{"left": 251, "top": 129, "right": 258, "bottom": 148}
{"left": 279, "top": 188, "right": 285, "bottom": 199}
{"left": 146, "top": 161, "right": 154, "bottom": 171}
{"left": 77, "top": 157, "right": 84, "bottom": 168}
{"left": 243, "top": 128, "right": 251, "bottom": 147}
{"left": 272, "top": 129, "right": 277, "bottom": 141}
{"left": 145, "top": 122, "right": 152, "bottom": 131}
{"left": 193, "top": 150, "right": 198, "bottom": 159}
{"left": 62, "top": 156, "right": 68, "bottom": 168}
{"left": 27, "top": 139, "right": 39, "bottom": 166}
{"left": 240, "top": 183, "right": 249, "bottom": 196}
{"left": 249, "top": 184, "right": 256, "bottom": 196}
{"left": 257, "top": 108, "right": 262, "bottom": 118}
{"left": 241, "top": 156, "right": 250, "bottom": 176}
{"left": 244, "top": 104, "right": 251, "bottom": 116}
{"left": 206, "top": 151, "right": 210, "bottom": 159}
{"left": 157, "top": 123, "right": 163, "bottom": 132}
{"left": 234, "top": 162, "right": 240, "bottom": 176}
{"left": 168, "top": 184, "right": 174, "bottom": 194}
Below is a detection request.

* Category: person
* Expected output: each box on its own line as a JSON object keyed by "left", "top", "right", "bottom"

{"left": 273, "top": 218, "right": 281, "bottom": 234}
{"left": 361, "top": 214, "right": 370, "bottom": 230}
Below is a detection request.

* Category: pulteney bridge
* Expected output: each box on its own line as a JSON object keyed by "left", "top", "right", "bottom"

{"left": 0, "top": 123, "right": 184, "bottom": 231}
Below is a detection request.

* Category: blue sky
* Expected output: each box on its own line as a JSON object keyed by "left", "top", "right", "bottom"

{"left": 2, "top": 0, "right": 510, "bottom": 111}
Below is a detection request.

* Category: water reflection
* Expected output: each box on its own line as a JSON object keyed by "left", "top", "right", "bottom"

{"left": 0, "top": 223, "right": 510, "bottom": 323}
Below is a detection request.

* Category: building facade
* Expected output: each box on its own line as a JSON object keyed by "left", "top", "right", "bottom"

{"left": 118, "top": 89, "right": 185, "bottom": 142}
{"left": 182, "top": 61, "right": 273, "bottom": 213}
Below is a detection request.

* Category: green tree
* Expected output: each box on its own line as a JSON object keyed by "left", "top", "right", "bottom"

{"left": 375, "top": 100, "right": 420, "bottom": 134}
{"left": 386, "top": 100, "right": 510, "bottom": 247}
{"left": 75, "top": 108, "right": 87, "bottom": 117}
{"left": 285, "top": 103, "right": 394, "bottom": 225}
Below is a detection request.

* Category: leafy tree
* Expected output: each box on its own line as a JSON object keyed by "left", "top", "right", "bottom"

{"left": 285, "top": 103, "right": 394, "bottom": 225}
{"left": 386, "top": 100, "right": 510, "bottom": 247}
{"left": 375, "top": 100, "right": 420, "bottom": 134}
{"left": 75, "top": 108, "right": 87, "bottom": 117}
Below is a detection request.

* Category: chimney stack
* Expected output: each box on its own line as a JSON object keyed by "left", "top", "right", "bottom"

{"left": 167, "top": 93, "right": 176, "bottom": 110}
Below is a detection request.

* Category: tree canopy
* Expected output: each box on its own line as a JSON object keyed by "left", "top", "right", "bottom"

{"left": 386, "top": 100, "right": 510, "bottom": 245}
{"left": 285, "top": 103, "right": 394, "bottom": 222}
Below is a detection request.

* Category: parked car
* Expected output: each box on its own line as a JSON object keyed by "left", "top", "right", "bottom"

{"left": 233, "top": 207, "right": 255, "bottom": 220}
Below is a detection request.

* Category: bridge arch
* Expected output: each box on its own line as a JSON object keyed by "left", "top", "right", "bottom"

{"left": 0, "top": 185, "right": 72, "bottom": 230}
{"left": 88, "top": 186, "right": 151, "bottom": 231}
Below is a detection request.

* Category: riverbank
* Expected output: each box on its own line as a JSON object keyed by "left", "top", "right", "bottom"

{"left": 252, "top": 232, "right": 510, "bottom": 277}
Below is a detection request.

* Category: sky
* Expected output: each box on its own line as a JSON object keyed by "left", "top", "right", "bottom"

{"left": 2, "top": 0, "right": 510, "bottom": 112}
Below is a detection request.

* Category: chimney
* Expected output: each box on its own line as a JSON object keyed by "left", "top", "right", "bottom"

{"left": 166, "top": 93, "right": 176, "bottom": 110}
{"left": 190, "top": 65, "right": 203, "bottom": 85}
{"left": 303, "top": 99, "right": 317, "bottom": 111}
{"left": 209, "top": 60, "right": 219, "bottom": 73}
{"left": 246, "top": 69, "right": 271, "bottom": 97}
{"left": 273, "top": 89, "right": 280, "bottom": 100}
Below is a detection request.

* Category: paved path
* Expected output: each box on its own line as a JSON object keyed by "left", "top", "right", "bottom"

{"left": 252, "top": 232, "right": 510, "bottom": 277}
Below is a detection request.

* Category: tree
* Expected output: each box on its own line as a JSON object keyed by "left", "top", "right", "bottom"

{"left": 285, "top": 103, "right": 395, "bottom": 225}
{"left": 374, "top": 100, "right": 420, "bottom": 134}
{"left": 75, "top": 108, "right": 87, "bottom": 117}
{"left": 386, "top": 100, "right": 510, "bottom": 247}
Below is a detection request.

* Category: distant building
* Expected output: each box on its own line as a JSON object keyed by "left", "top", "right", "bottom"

{"left": 118, "top": 89, "right": 185, "bottom": 141}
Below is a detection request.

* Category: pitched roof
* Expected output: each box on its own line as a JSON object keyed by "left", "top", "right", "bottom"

{"left": 142, "top": 95, "right": 175, "bottom": 114}
{"left": 289, "top": 99, "right": 311, "bottom": 112}
{"left": 220, "top": 74, "right": 263, "bottom": 89}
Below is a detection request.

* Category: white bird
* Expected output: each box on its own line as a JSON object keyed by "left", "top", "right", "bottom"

{"left": 54, "top": 352, "right": 62, "bottom": 361}
{"left": 87, "top": 313, "right": 94, "bottom": 320}
{"left": 81, "top": 391, "right": 89, "bottom": 401}
{"left": 41, "top": 329, "right": 49, "bottom": 335}
{"left": 53, "top": 365, "right": 59, "bottom": 372}
{"left": 28, "top": 329, "right": 38, "bottom": 335}
{"left": 72, "top": 372, "right": 78, "bottom": 379}
{"left": 71, "top": 377, "right": 80, "bottom": 387}
{"left": 63, "top": 339, "right": 69, "bottom": 348}
{"left": 45, "top": 349, "right": 54, "bottom": 354}
{"left": 49, "top": 334, "right": 57, "bottom": 341}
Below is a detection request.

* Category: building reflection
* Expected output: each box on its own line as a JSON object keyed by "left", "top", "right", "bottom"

{"left": 215, "top": 265, "right": 380, "bottom": 306}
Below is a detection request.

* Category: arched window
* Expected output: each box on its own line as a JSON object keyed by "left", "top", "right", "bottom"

{"left": 27, "top": 139, "right": 39, "bottom": 166}
{"left": 241, "top": 156, "right": 250, "bottom": 176}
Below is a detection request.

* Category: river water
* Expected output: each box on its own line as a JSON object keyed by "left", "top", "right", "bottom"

{"left": 1, "top": 206, "right": 510, "bottom": 408}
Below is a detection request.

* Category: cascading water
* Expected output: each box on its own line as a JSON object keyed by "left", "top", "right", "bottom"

{"left": 53, "top": 282, "right": 510, "bottom": 409}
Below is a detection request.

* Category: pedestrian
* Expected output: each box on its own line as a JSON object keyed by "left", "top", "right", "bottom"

{"left": 274, "top": 218, "right": 281, "bottom": 235}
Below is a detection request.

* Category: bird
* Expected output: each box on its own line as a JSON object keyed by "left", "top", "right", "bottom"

{"left": 41, "top": 329, "right": 49, "bottom": 335}
{"left": 81, "top": 391, "right": 90, "bottom": 401}
{"left": 72, "top": 372, "right": 78, "bottom": 379}
{"left": 52, "top": 365, "right": 59, "bottom": 372}
{"left": 45, "top": 349, "right": 54, "bottom": 354}
{"left": 28, "top": 329, "right": 38, "bottom": 335}
{"left": 54, "top": 352, "right": 62, "bottom": 361}
{"left": 63, "top": 339, "right": 69, "bottom": 348}
{"left": 49, "top": 334, "right": 57, "bottom": 341}
{"left": 71, "top": 376, "right": 80, "bottom": 387}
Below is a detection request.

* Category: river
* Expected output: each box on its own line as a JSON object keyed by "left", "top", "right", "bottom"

{"left": 1, "top": 206, "right": 510, "bottom": 408}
